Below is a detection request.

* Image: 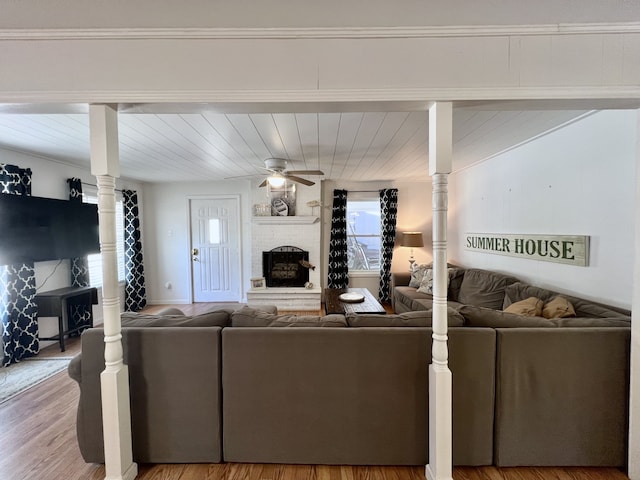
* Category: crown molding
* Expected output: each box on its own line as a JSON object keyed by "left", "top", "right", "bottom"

{"left": 0, "top": 86, "right": 638, "bottom": 105}
{"left": 0, "top": 22, "right": 639, "bottom": 40}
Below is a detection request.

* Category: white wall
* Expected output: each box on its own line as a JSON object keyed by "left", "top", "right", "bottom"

{"left": 449, "top": 110, "right": 638, "bottom": 309}
{"left": 1, "top": 148, "right": 142, "bottom": 345}
{"left": 142, "top": 179, "right": 254, "bottom": 304}
{"left": 144, "top": 177, "right": 433, "bottom": 304}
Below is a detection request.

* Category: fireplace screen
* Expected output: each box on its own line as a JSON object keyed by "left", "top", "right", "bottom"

{"left": 263, "top": 246, "right": 310, "bottom": 287}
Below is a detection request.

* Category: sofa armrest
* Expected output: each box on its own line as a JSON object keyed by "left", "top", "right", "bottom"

{"left": 391, "top": 271, "right": 411, "bottom": 288}
{"left": 390, "top": 272, "right": 412, "bottom": 310}
{"left": 67, "top": 354, "right": 82, "bottom": 384}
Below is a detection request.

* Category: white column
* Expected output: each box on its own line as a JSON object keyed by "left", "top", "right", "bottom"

{"left": 89, "top": 104, "right": 138, "bottom": 480}
{"left": 425, "top": 101, "right": 453, "bottom": 480}
{"left": 628, "top": 109, "right": 640, "bottom": 480}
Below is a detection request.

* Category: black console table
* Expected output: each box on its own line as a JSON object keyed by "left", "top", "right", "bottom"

{"left": 35, "top": 286, "right": 98, "bottom": 352}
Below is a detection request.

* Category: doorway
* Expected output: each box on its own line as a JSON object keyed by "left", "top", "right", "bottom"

{"left": 189, "top": 196, "right": 241, "bottom": 302}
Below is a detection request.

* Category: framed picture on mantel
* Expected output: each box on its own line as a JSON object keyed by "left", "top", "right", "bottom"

{"left": 269, "top": 183, "right": 296, "bottom": 216}
{"left": 250, "top": 277, "right": 266, "bottom": 289}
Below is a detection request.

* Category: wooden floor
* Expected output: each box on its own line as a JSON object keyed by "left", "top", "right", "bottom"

{"left": 0, "top": 302, "right": 630, "bottom": 480}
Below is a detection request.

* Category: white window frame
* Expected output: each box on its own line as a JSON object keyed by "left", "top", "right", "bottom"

{"left": 346, "top": 192, "right": 381, "bottom": 275}
{"left": 82, "top": 186, "right": 125, "bottom": 286}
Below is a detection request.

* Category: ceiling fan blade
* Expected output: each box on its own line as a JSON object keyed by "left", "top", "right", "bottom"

{"left": 224, "top": 174, "right": 261, "bottom": 180}
{"left": 285, "top": 170, "right": 324, "bottom": 176}
{"left": 258, "top": 178, "right": 268, "bottom": 188}
{"left": 285, "top": 175, "right": 315, "bottom": 186}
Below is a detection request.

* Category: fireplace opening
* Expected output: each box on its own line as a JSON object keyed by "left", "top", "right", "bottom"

{"left": 263, "top": 246, "right": 310, "bottom": 288}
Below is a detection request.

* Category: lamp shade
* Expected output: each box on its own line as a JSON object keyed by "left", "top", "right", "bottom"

{"left": 401, "top": 232, "right": 424, "bottom": 248}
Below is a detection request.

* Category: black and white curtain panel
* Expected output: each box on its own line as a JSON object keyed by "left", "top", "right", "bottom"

{"left": 378, "top": 188, "right": 398, "bottom": 303}
{"left": 1, "top": 164, "right": 38, "bottom": 366}
{"left": 67, "top": 177, "right": 92, "bottom": 334}
{"left": 327, "top": 189, "right": 349, "bottom": 289}
{"left": 123, "top": 190, "right": 147, "bottom": 312}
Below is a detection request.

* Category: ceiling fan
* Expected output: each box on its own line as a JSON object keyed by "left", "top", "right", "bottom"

{"left": 231, "top": 158, "right": 324, "bottom": 188}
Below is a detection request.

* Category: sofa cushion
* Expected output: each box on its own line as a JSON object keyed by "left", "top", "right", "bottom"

{"left": 503, "top": 297, "right": 543, "bottom": 317}
{"left": 542, "top": 296, "right": 576, "bottom": 319}
{"left": 457, "top": 269, "right": 519, "bottom": 309}
{"left": 393, "top": 286, "right": 430, "bottom": 312}
{"left": 154, "top": 307, "right": 186, "bottom": 316}
{"left": 460, "top": 305, "right": 553, "bottom": 328}
{"left": 231, "top": 307, "right": 347, "bottom": 327}
{"left": 551, "top": 317, "right": 631, "bottom": 328}
{"left": 347, "top": 308, "right": 465, "bottom": 327}
{"left": 120, "top": 310, "right": 230, "bottom": 328}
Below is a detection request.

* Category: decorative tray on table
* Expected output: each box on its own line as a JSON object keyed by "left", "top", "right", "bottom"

{"left": 339, "top": 292, "right": 365, "bottom": 303}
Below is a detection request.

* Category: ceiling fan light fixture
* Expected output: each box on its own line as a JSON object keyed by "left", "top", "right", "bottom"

{"left": 267, "top": 174, "right": 286, "bottom": 188}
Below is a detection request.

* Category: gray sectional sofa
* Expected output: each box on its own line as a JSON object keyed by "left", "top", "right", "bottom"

{"left": 392, "top": 265, "right": 632, "bottom": 467}
{"left": 69, "top": 269, "right": 632, "bottom": 468}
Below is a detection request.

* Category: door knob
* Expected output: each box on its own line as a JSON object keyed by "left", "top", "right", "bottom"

{"left": 192, "top": 248, "right": 199, "bottom": 261}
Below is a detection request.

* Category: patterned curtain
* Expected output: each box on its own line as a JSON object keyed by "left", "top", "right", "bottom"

{"left": 1, "top": 164, "right": 38, "bottom": 366}
{"left": 378, "top": 188, "right": 398, "bottom": 303}
{"left": 123, "top": 190, "right": 147, "bottom": 312}
{"left": 327, "top": 189, "right": 349, "bottom": 289}
{"left": 67, "top": 177, "right": 92, "bottom": 334}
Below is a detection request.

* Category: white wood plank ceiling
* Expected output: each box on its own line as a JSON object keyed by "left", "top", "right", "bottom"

{"left": 0, "top": 107, "right": 592, "bottom": 184}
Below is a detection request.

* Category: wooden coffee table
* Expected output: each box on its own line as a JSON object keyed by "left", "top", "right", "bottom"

{"left": 324, "top": 287, "right": 386, "bottom": 315}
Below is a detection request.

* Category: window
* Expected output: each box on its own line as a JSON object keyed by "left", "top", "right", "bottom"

{"left": 83, "top": 189, "right": 125, "bottom": 286}
{"left": 346, "top": 196, "right": 381, "bottom": 272}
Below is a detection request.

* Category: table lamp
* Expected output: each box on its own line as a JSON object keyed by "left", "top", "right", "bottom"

{"left": 401, "top": 231, "right": 424, "bottom": 268}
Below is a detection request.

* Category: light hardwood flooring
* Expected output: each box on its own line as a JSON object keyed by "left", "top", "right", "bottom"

{"left": 0, "top": 302, "right": 630, "bottom": 480}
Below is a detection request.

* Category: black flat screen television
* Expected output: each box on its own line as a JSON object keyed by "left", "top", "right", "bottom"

{"left": 0, "top": 193, "right": 100, "bottom": 265}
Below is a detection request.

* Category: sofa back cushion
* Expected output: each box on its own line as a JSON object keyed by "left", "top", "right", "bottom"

{"left": 346, "top": 308, "right": 465, "bottom": 327}
{"left": 457, "top": 268, "right": 519, "bottom": 309}
{"left": 121, "top": 310, "right": 230, "bottom": 328}
{"left": 231, "top": 306, "right": 347, "bottom": 327}
{"left": 460, "top": 305, "right": 553, "bottom": 328}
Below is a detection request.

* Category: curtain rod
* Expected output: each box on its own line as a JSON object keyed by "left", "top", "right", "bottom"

{"left": 81, "top": 181, "right": 123, "bottom": 193}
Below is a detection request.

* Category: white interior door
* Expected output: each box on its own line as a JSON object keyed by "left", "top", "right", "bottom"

{"left": 190, "top": 197, "right": 241, "bottom": 302}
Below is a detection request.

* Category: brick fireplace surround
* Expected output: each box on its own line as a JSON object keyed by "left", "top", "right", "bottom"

{"left": 248, "top": 215, "right": 321, "bottom": 311}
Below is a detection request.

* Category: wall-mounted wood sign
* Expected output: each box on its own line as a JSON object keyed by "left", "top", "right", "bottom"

{"left": 464, "top": 233, "right": 589, "bottom": 266}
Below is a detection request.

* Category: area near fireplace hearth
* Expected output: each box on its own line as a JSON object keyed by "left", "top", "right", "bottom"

{"left": 248, "top": 182, "right": 322, "bottom": 311}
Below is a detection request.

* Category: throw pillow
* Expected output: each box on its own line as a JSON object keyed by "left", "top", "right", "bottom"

{"left": 416, "top": 268, "right": 456, "bottom": 295}
{"left": 409, "top": 263, "right": 432, "bottom": 288}
{"left": 416, "top": 269, "right": 434, "bottom": 294}
{"left": 503, "top": 296, "right": 544, "bottom": 317}
{"left": 542, "top": 296, "right": 576, "bottom": 319}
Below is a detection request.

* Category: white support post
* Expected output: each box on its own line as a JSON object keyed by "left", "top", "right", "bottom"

{"left": 89, "top": 105, "right": 138, "bottom": 480}
{"left": 628, "top": 109, "right": 640, "bottom": 480}
{"left": 426, "top": 101, "right": 453, "bottom": 480}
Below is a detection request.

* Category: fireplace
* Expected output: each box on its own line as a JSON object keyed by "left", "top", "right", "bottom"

{"left": 263, "top": 246, "right": 310, "bottom": 288}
